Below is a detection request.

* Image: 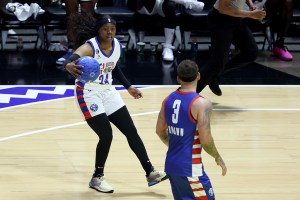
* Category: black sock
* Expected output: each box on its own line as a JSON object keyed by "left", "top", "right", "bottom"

{"left": 93, "top": 166, "right": 104, "bottom": 178}
{"left": 143, "top": 161, "right": 154, "bottom": 177}
{"left": 275, "top": 37, "right": 285, "bottom": 47}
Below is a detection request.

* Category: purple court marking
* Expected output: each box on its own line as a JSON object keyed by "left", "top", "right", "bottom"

{"left": 0, "top": 86, "right": 140, "bottom": 110}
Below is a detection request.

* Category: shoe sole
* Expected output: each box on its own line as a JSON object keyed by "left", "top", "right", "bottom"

{"left": 89, "top": 182, "right": 114, "bottom": 193}
{"left": 162, "top": 58, "right": 174, "bottom": 62}
{"left": 148, "top": 174, "right": 169, "bottom": 187}
{"left": 271, "top": 53, "right": 293, "bottom": 62}
{"left": 56, "top": 61, "right": 64, "bottom": 65}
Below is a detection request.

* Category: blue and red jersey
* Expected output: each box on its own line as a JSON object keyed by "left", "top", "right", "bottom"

{"left": 164, "top": 89, "right": 204, "bottom": 177}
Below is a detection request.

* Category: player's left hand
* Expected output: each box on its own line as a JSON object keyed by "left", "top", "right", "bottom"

{"left": 127, "top": 86, "right": 143, "bottom": 99}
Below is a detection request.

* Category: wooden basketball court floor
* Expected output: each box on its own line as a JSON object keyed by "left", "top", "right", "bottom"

{"left": 0, "top": 85, "right": 299, "bottom": 200}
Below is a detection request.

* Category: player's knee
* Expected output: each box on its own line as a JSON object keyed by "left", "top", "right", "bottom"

{"left": 123, "top": 124, "right": 138, "bottom": 137}
{"left": 98, "top": 129, "right": 113, "bottom": 143}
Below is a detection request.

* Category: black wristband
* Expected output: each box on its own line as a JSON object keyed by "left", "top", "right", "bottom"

{"left": 63, "top": 53, "right": 80, "bottom": 68}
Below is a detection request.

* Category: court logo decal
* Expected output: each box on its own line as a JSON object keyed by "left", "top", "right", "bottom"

{"left": 0, "top": 86, "right": 145, "bottom": 110}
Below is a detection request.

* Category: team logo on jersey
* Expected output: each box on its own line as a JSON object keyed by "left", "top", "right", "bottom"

{"left": 90, "top": 103, "right": 98, "bottom": 112}
{"left": 95, "top": 49, "right": 101, "bottom": 59}
{"left": 208, "top": 188, "right": 214, "bottom": 196}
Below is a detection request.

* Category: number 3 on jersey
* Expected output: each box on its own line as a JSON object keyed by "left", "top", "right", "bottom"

{"left": 172, "top": 100, "right": 181, "bottom": 124}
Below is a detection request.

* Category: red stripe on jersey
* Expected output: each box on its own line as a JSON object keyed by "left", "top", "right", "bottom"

{"left": 192, "top": 148, "right": 201, "bottom": 154}
{"left": 192, "top": 158, "right": 201, "bottom": 164}
{"left": 76, "top": 87, "right": 84, "bottom": 91}
{"left": 189, "top": 180, "right": 200, "bottom": 184}
{"left": 195, "top": 196, "right": 208, "bottom": 200}
{"left": 79, "top": 103, "right": 86, "bottom": 108}
{"left": 194, "top": 139, "right": 200, "bottom": 145}
{"left": 77, "top": 95, "right": 83, "bottom": 99}
{"left": 188, "top": 96, "right": 200, "bottom": 123}
{"left": 193, "top": 188, "right": 205, "bottom": 192}
{"left": 163, "top": 96, "right": 169, "bottom": 114}
{"left": 83, "top": 111, "right": 92, "bottom": 119}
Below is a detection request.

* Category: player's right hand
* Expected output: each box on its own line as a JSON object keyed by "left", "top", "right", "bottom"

{"left": 216, "top": 156, "right": 227, "bottom": 176}
{"left": 65, "top": 60, "right": 83, "bottom": 78}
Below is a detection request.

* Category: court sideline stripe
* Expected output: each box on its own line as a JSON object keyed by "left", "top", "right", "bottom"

{"left": 1, "top": 108, "right": 299, "bottom": 142}
{"left": 1, "top": 85, "right": 299, "bottom": 111}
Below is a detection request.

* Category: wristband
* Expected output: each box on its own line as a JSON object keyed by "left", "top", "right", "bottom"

{"left": 63, "top": 53, "right": 81, "bottom": 68}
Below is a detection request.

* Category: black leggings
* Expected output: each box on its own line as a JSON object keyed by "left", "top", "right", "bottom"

{"left": 265, "top": 0, "right": 293, "bottom": 40}
{"left": 163, "top": 0, "right": 178, "bottom": 29}
{"left": 196, "top": 8, "right": 258, "bottom": 93}
{"left": 86, "top": 106, "right": 152, "bottom": 174}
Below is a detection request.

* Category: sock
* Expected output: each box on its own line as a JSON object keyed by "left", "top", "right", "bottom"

{"left": 93, "top": 166, "right": 104, "bottom": 178}
{"left": 275, "top": 37, "right": 285, "bottom": 48}
{"left": 142, "top": 160, "right": 154, "bottom": 176}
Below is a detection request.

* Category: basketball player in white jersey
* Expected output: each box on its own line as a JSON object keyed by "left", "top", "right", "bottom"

{"left": 156, "top": 59, "right": 227, "bottom": 199}
{"left": 64, "top": 14, "right": 168, "bottom": 193}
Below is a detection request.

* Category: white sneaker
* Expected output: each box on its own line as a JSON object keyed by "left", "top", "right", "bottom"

{"left": 184, "top": 0, "right": 205, "bottom": 12}
{"left": 146, "top": 169, "right": 168, "bottom": 187}
{"left": 89, "top": 176, "right": 114, "bottom": 193}
{"left": 162, "top": 47, "right": 174, "bottom": 61}
{"left": 56, "top": 49, "right": 73, "bottom": 65}
{"left": 8, "top": 29, "right": 18, "bottom": 39}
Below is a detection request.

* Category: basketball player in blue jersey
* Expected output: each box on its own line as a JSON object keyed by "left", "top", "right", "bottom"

{"left": 64, "top": 14, "right": 168, "bottom": 193}
{"left": 156, "top": 59, "right": 227, "bottom": 199}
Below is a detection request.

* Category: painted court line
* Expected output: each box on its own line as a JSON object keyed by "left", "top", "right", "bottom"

{"left": 1, "top": 108, "right": 299, "bottom": 142}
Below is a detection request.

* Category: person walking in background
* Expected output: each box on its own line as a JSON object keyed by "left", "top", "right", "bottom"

{"left": 265, "top": 0, "right": 293, "bottom": 61}
{"left": 196, "top": 0, "right": 266, "bottom": 96}
{"left": 136, "top": 0, "right": 204, "bottom": 62}
{"left": 156, "top": 59, "right": 227, "bottom": 199}
{"left": 64, "top": 14, "right": 168, "bottom": 193}
{"left": 56, "top": 0, "right": 98, "bottom": 65}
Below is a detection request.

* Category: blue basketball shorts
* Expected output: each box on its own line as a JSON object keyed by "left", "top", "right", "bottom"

{"left": 168, "top": 172, "right": 215, "bottom": 200}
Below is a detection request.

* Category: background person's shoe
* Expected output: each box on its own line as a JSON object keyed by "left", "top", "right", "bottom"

{"left": 208, "top": 79, "right": 222, "bottom": 96}
{"left": 272, "top": 46, "right": 293, "bottom": 61}
{"left": 56, "top": 49, "right": 73, "bottom": 65}
{"left": 162, "top": 47, "right": 174, "bottom": 61}
{"left": 8, "top": 29, "right": 18, "bottom": 39}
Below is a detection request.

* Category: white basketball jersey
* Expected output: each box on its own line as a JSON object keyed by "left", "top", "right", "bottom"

{"left": 75, "top": 37, "right": 122, "bottom": 91}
